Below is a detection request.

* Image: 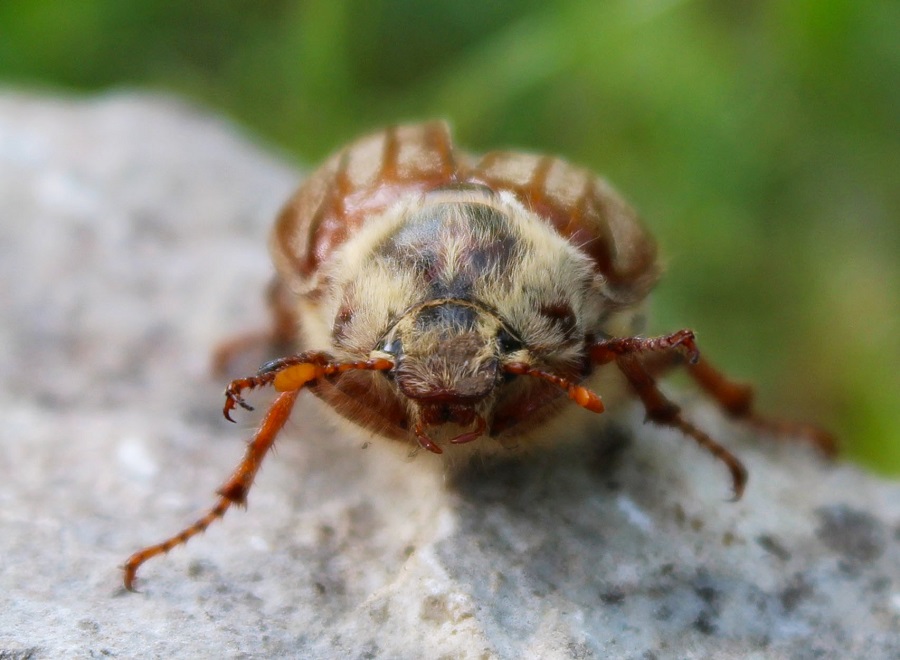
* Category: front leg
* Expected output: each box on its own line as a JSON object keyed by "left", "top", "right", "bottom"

{"left": 222, "top": 351, "right": 336, "bottom": 422}
{"left": 593, "top": 330, "right": 836, "bottom": 456}
{"left": 589, "top": 328, "right": 700, "bottom": 367}
{"left": 123, "top": 352, "right": 394, "bottom": 590}
{"left": 588, "top": 330, "right": 837, "bottom": 499}
{"left": 123, "top": 390, "right": 301, "bottom": 590}
{"left": 590, "top": 332, "right": 747, "bottom": 499}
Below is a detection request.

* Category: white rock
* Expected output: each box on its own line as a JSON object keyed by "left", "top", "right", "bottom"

{"left": 1, "top": 90, "right": 897, "bottom": 659}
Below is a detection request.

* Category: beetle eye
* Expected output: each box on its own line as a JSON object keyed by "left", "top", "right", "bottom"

{"left": 497, "top": 328, "right": 524, "bottom": 354}
{"left": 380, "top": 337, "right": 402, "bottom": 357}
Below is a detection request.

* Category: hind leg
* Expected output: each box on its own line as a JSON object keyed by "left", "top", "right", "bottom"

{"left": 590, "top": 331, "right": 837, "bottom": 457}
{"left": 590, "top": 331, "right": 748, "bottom": 498}
{"left": 588, "top": 330, "right": 836, "bottom": 498}
{"left": 682, "top": 356, "right": 836, "bottom": 456}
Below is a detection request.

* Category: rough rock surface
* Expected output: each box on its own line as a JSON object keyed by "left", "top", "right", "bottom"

{"left": 1, "top": 91, "right": 898, "bottom": 659}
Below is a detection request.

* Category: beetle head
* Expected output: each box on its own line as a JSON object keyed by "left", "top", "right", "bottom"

{"left": 374, "top": 299, "right": 523, "bottom": 447}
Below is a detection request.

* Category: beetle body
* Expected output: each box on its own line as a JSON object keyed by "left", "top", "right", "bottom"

{"left": 270, "top": 122, "right": 656, "bottom": 454}
{"left": 122, "top": 122, "right": 835, "bottom": 590}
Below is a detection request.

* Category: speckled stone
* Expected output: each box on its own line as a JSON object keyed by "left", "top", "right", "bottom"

{"left": 1, "top": 91, "right": 898, "bottom": 660}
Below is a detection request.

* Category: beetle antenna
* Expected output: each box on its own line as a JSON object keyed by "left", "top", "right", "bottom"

{"left": 502, "top": 362, "right": 604, "bottom": 414}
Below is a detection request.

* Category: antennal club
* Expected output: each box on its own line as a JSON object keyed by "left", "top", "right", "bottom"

{"left": 503, "top": 362, "right": 605, "bottom": 414}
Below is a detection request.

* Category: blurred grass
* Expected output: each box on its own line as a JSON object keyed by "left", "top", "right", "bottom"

{"left": 1, "top": 0, "right": 897, "bottom": 473}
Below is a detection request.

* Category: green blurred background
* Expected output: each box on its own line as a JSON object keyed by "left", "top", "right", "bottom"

{"left": 1, "top": 0, "right": 897, "bottom": 473}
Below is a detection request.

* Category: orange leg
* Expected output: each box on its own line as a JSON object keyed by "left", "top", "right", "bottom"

{"left": 588, "top": 330, "right": 836, "bottom": 499}
{"left": 591, "top": 330, "right": 748, "bottom": 497}
{"left": 615, "top": 352, "right": 748, "bottom": 500}
{"left": 589, "top": 329, "right": 700, "bottom": 367}
{"left": 123, "top": 390, "right": 300, "bottom": 590}
{"left": 610, "top": 333, "right": 837, "bottom": 456}
{"left": 123, "top": 353, "right": 394, "bottom": 590}
{"left": 222, "top": 351, "right": 332, "bottom": 421}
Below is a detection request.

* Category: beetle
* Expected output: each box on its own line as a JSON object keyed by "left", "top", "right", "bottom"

{"left": 123, "top": 122, "right": 835, "bottom": 589}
